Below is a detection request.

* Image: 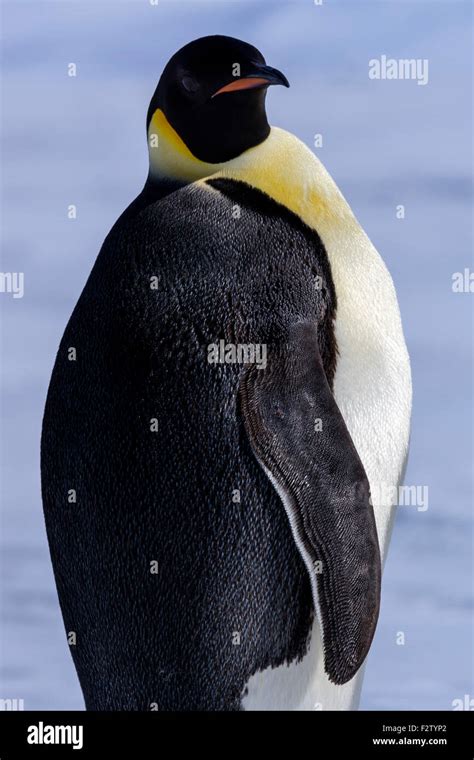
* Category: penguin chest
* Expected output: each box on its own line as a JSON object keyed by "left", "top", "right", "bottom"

{"left": 328, "top": 239, "right": 412, "bottom": 560}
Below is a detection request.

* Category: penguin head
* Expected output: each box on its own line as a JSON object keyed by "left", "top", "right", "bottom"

{"left": 147, "top": 35, "right": 289, "bottom": 175}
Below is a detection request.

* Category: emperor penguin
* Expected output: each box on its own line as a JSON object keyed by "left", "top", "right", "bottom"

{"left": 41, "top": 35, "right": 412, "bottom": 711}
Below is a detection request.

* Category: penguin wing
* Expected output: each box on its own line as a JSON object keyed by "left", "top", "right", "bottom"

{"left": 239, "top": 320, "right": 381, "bottom": 685}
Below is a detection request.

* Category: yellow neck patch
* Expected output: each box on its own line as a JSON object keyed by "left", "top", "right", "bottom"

{"left": 148, "top": 109, "right": 229, "bottom": 182}
{"left": 150, "top": 110, "right": 196, "bottom": 162}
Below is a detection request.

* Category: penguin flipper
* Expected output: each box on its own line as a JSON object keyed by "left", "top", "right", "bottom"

{"left": 239, "top": 321, "right": 381, "bottom": 685}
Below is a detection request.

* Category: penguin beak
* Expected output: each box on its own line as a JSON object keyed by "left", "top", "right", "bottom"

{"left": 212, "top": 64, "right": 290, "bottom": 98}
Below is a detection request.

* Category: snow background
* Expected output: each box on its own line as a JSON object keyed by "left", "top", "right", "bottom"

{"left": 0, "top": 0, "right": 472, "bottom": 710}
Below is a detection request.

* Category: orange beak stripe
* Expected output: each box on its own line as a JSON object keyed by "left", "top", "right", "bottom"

{"left": 211, "top": 77, "right": 270, "bottom": 98}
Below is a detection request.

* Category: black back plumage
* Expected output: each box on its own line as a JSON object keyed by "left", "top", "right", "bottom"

{"left": 41, "top": 179, "right": 337, "bottom": 710}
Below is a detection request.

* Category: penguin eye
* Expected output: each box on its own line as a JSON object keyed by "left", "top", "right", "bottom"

{"left": 181, "top": 75, "right": 200, "bottom": 94}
